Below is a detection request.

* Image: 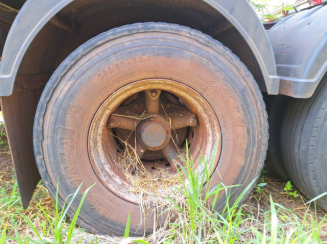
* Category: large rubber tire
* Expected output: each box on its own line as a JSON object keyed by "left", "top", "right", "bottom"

{"left": 33, "top": 23, "right": 268, "bottom": 235}
{"left": 264, "top": 94, "right": 290, "bottom": 181}
{"left": 281, "top": 75, "right": 327, "bottom": 209}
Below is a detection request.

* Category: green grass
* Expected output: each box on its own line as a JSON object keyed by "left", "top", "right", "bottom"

{"left": 1, "top": 137, "right": 327, "bottom": 243}
{"left": 0, "top": 119, "right": 6, "bottom": 147}
{"left": 123, "top": 143, "right": 327, "bottom": 243}
{"left": 157, "top": 144, "right": 327, "bottom": 243}
{"left": 0, "top": 182, "right": 95, "bottom": 244}
{"left": 0, "top": 170, "right": 53, "bottom": 238}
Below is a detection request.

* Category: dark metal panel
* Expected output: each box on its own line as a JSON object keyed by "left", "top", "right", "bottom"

{"left": 268, "top": 5, "right": 327, "bottom": 98}
{"left": 0, "top": 21, "right": 10, "bottom": 57}
{"left": 1, "top": 88, "right": 43, "bottom": 208}
{"left": 12, "top": 74, "right": 49, "bottom": 94}
{"left": 0, "top": 0, "right": 279, "bottom": 96}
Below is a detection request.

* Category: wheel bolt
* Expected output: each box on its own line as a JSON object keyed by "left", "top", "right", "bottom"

{"left": 151, "top": 91, "right": 157, "bottom": 97}
{"left": 189, "top": 118, "right": 197, "bottom": 126}
{"left": 108, "top": 118, "right": 118, "bottom": 128}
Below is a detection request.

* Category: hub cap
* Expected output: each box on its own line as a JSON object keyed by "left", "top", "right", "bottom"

{"left": 137, "top": 117, "right": 171, "bottom": 151}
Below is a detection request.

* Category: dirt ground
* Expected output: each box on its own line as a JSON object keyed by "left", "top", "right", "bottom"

{"left": 0, "top": 139, "right": 12, "bottom": 188}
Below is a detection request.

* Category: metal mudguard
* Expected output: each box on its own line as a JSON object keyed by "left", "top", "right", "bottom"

{"left": 268, "top": 4, "right": 327, "bottom": 98}
{"left": 0, "top": 0, "right": 280, "bottom": 96}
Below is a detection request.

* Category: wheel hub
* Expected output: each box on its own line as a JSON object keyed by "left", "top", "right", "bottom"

{"left": 89, "top": 80, "right": 222, "bottom": 204}
{"left": 137, "top": 117, "right": 171, "bottom": 151}
{"left": 106, "top": 89, "right": 201, "bottom": 172}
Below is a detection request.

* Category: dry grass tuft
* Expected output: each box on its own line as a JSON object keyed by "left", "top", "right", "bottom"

{"left": 110, "top": 110, "right": 185, "bottom": 207}
{"left": 114, "top": 147, "right": 183, "bottom": 207}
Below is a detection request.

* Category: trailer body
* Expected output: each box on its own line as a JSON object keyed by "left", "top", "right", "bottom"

{"left": 0, "top": 0, "right": 327, "bottom": 235}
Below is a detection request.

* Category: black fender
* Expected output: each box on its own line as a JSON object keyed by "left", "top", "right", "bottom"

{"left": 268, "top": 4, "right": 327, "bottom": 98}
{"left": 0, "top": 0, "right": 279, "bottom": 96}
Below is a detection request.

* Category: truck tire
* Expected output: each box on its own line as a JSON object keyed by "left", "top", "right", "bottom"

{"left": 281, "top": 75, "right": 327, "bottom": 209}
{"left": 33, "top": 23, "right": 268, "bottom": 235}
{"left": 264, "top": 95, "right": 290, "bottom": 181}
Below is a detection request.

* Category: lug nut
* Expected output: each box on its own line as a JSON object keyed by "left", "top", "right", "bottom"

{"left": 108, "top": 118, "right": 118, "bottom": 128}
{"left": 189, "top": 118, "right": 197, "bottom": 126}
{"left": 151, "top": 91, "right": 157, "bottom": 97}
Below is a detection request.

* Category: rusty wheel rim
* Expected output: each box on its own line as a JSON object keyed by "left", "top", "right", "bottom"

{"left": 88, "top": 79, "right": 222, "bottom": 203}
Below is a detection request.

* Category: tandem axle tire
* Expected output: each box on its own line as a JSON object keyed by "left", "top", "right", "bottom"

{"left": 281, "top": 75, "right": 327, "bottom": 210}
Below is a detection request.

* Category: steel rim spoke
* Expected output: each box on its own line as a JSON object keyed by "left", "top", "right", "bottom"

{"left": 145, "top": 90, "right": 161, "bottom": 115}
{"left": 108, "top": 114, "right": 138, "bottom": 131}
{"left": 161, "top": 141, "right": 183, "bottom": 172}
{"left": 169, "top": 110, "right": 198, "bottom": 130}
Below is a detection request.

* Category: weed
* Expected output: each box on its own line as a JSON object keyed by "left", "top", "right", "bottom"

{"left": 284, "top": 181, "right": 298, "bottom": 198}
{"left": 1, "top": 182, "right": 94, "bottom": 244}
{"left": 155, "top": 142, "right": 327, "bottom": 243}
{"left": 0, "top": 179, "right": 51, "bottom": 236}
{"left": 255, "top": 183, "right": 267, "bottom": 194}
{"left": 0, "top": 121, "right": 6, "bottom": 147}
{"left": 0, "top": 224, "right": 7, "bottom": 244}
{"left": 1, "top": 134, "right": 327, "bottom": 243}
{"left": 255, "top": 175, "right": 267, "bottom": 194}
{"left": 254, "top": 169, "right": 267, "bottom": 194}
{"left": 122, "top": 212, "right": 150, "bottom": 244}
{"left": 164, "top": 141, "right": 253, "bottom": 243}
